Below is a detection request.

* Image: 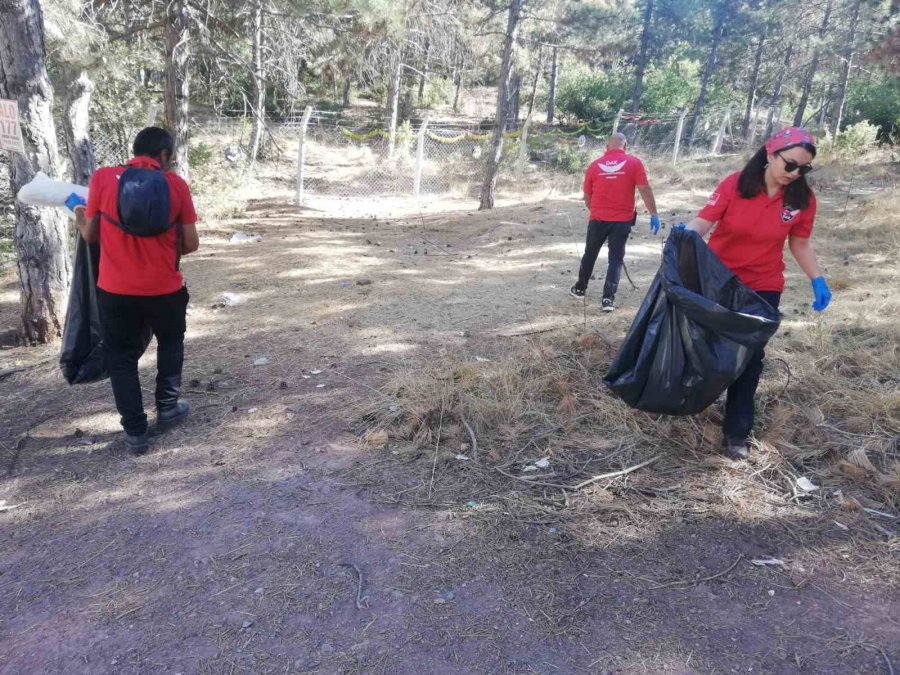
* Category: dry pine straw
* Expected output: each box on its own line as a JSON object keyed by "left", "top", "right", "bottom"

{"left": 348, "top": 325, "right": 899, "bottom": 545}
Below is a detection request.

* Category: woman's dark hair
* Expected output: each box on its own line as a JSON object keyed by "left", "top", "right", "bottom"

{"left": 133, "top": 126, "right": 175, "bottom": 159}
{"left": 737, "top": 142, "right": 816, "bottom": 209}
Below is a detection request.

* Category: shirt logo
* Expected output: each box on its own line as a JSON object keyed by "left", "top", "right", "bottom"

{"left": 706, "top": 192, "right": 720, "bottom": 206}
{"left": 781, "top": 206, "right": 800, "bottom": 222}
{"left": 598, "top": 160, "right": 627, "bottom": 174}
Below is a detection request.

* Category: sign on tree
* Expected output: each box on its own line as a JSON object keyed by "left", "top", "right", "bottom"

{"left": 0, "top": 98, "right": 25, "bottom": 153}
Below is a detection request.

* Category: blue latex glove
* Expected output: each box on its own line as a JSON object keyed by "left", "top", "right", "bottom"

{"left": 65, "top": 192, "right": 86, "bottom": 212}
{"left": 649, "top": 214, "right": 661, "bottom": 235}
{"left": 811, "top": 276, "right": 832, "bottom": 312}
{"left": 675, "top": 222, "right": 686, "bottom": 230}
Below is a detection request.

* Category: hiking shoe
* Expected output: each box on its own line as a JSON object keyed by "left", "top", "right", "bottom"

{"left": 157, "top": 400, "right": 190, "bottom": 431}
{"left": 601, "top": 298, "right": 616, "bottom": 312}
{"left": 569, "top": 285, "right": 585, "bottom": 299}
{"left": 125, "top": 432, "right": 150, "bottom": 455}
{"left": 723, "top": 437, "right": 750, "bottom": 461}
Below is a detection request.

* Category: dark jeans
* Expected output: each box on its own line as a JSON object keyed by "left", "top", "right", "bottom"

{"left": 575, "top": 219, "right": 632, "bottom": 300}
{"left": 97, "top": 287, "right": 189, "bottom": 435}
{"left": 724, "top": 291, "right": 781, "bottom": 443}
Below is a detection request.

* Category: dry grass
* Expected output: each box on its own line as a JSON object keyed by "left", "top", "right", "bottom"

{"left": 350, "top": 155, "right": 900, "bottom": 549}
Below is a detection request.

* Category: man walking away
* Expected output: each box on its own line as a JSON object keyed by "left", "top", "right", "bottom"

{"left": 570, "top": 133, "right": 660, "bottom": 312}
{"left": 69, "top": 127, "right": 200, "bottom": 454}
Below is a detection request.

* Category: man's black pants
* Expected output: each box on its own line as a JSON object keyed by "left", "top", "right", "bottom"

{"left": 97, "top": 287, "right": 189, "bottom": 435}
{"left": 724, "top": 291, "right": 782, "bottom": 443}
{"left": 575, "top": 219, "right": 632, "bottom": 300}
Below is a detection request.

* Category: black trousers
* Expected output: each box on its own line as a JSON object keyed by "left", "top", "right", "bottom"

{"left": 97, "top": 287, "right": 189, "bottom": 435}
{"left": 724, "top": 291, "right": 782, "bottom": 443}
{"left": 575, "top": 219, "right": 632, "bottom": 300}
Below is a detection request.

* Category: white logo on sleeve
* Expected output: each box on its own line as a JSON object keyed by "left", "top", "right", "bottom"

{"left": 706, "top": 192, "right": 720, "bottom": 206}
{"left": 598, "top": 160, "right": 627, "bottom": 174}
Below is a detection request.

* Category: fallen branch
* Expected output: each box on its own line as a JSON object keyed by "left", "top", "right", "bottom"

{"left": 651, "top": 554, "right": 744, "bottom": 590}
{"left": 338, "top": 562, "right": 370, "bottom": 610}
{"left": 496, "top": 454, "right": 661, "bottom": 492}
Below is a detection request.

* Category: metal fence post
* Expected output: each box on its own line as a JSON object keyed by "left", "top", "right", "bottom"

{"left": 711, "top": 108, "right": 729, "bottom": 155}
{"left": 295, "top": 105, "right": 313, "bottom": 206}
{"left": 612, "top": 108, "right": 624, "bottom": 135}
{"left": 413, "top": 116, "right": 429, "bottom": 200}
{"left": 673, "top": 109, "right": 688, "bottom": 165}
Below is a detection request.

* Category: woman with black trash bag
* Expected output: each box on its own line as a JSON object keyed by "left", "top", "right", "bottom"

{"left": 681, "top": 127, "right": 832, "bottom": 461}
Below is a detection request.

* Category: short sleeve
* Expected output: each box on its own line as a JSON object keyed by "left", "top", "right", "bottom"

{"left": 170, "top": 175, "right": 198, "bottom": 225}
{"left": 697, "top": 173, "right": 738, "bottom": 223}
{"left": 632, "top": 158, "right": 648, "bottom": 186}
{"left": 84, "top": 170, "right": 103, "bottom": 220}
{"left": 583, "top": 162, "right": 595, "bottom": 194}
{"left": 790, "top": 193, "right": 816, "bottom": 239}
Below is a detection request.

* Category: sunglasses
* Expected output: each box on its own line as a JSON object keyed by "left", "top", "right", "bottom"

{"left": 776, "top": 152, "right": 813, "bottom": 176}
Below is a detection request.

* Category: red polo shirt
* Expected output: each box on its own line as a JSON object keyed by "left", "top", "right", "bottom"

{"left": 699, "top": 172, "right": 815, "bottom": 293}
{"left": 583, "top": 149, "right": 649, "bottom": 222}
{"left": 85, "top": 157, "right": 197, "bottom": 296}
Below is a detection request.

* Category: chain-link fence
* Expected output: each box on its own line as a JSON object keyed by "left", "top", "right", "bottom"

{"left": 83, "top": 104, "right": 780, "bottom": 214}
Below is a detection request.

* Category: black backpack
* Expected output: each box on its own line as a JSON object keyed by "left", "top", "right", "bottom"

{"left": 102, "top": 165, "right": 182, "bottom": 268}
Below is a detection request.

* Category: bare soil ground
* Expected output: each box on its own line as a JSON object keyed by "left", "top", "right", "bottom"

{"left": 1, "top": 156, "right": 898, "bottom": 674}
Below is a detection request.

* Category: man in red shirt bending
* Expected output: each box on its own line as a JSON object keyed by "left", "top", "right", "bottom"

{"left": 571, "top": 133, "right": 660, "bottom": 311}
{"left": 70, "top": 127, "right": 200, "bottom": 454}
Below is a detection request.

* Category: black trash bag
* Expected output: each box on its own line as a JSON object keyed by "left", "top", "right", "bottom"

{"left": 603, "top": 228, "right": 781, "bottom": 416}
{"left": 60, "top": 235, "right": 106, "bottom": 384}
{"left": 59, "top": 236, "right": 151, "bottom": 385}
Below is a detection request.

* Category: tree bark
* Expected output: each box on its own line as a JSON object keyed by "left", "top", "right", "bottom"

{"left": 342, "top": 76, "right": 352, "bottom": 107}
{"left": 687, "top": 4, "right": 727, "bottom": 147}
{"left": 765, "top": 43, "right": 793, "bottom": 138}
{"left": 631, "top": 0, "right": 654, "bottom": 114}
{"left": 417, "top": 40, "right": 430, "bottom": 106}
{"left": 516, "top": 48, "right": 544, "bottom": 176}
{"left": 508, "top": 73, "right": 522, "bottom": 128}
{"left": 249, "top": 0, "right": 266, "bottom": 168}
{"left": 742, "top": 34, "right": 766, "bottom": 139}
{"left": 794, "top": 0, "right": 832, "bottom": 127}
{"left": 831, "top": 0, "right": 862, "bottom": 136}
{"left": 0, "top": 0, "right": 72, "bottom": 343}
{"left": 478, "top": 0, "right": 523, "bottom": 211}
{"left": 546, "top": 47, "right": 558, "bottom": 123}
{"left": 387, "top": 53, "right": 402, "bottom": 158}
{"left": 64, "top": 72, "right": 96, "bottom": 185}
{"left": 164, "top": 0, "right": 191, "bottom": 180}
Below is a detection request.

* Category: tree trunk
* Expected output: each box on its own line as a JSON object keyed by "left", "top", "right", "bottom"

{"left": 342, "top": 76, "right": 352, "bottom": 107}
{"left": 516, "top": 48, "right": 544, "bottom": 176}
{"left": 249, "top": 0, "right": 266, "bottom": 168}
{"left": 742, "top": 34, "right": 766, "bottom": 139}
{"left": 453, "top": 69, "right": 463, "bottom": 111}
{"left": 417, "top": 41, "right": 430, "bottom": 106}
{"left": 687, "top": 5, "right": 727, "bottom": 147}
{"left": 387, "top": 53, "right": 402, "bottom": 158}
{"left": 631, "top": 0, "right": 654, "bottom": 114}
{"left": 478, "top": 0, "right": 522, "bottom": 211}
{"left": 831, "top": 0, "right": 862, "bottom": 136}
{"left": 508, "top": 73, "right": 522, "bottom": 128}
{"left": 164, "top": 0, "right": 191, "bottom": 179}
{"left": 765, "top": 44, "right": 793, "bottom": 138}
{"left": 0, "top": 0, "right": 72, "bottom": 343}
{"left": 64, "top": 72, "right": 96, "bottom": 185}
{"left": 794, "top": 0, "right": 832, "bottom": 126}
{"left": 546, "top": 47, "right": 558, "bottom": 123}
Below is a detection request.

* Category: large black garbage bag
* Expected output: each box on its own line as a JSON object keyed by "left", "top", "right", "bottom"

{"left": 603, "top": 228, "right": 781, "bottom": 415}
{"left": 59, "top": 236, "right": 151, "bottom": 384}
{"left": 60, "top": 235, "right": 106, "bottom": 384}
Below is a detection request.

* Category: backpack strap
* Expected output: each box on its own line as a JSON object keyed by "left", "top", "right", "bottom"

{"left": 175, "top": 222, "right": 183, "bottom": 271}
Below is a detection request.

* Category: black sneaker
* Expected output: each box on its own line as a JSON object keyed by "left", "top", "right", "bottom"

{"left": 569, "top": 285, "right": 585, "bottom": 299}
{"left": 125, "top": 432, "right": 150, "bottom": 455}
{"left": 157, "top": 400, "right": 190, "bottom": 431}
{"left": 723, "top": 437, "right": 750, "bottom": 461}
{"left": 601, "top": 298, "right": 616, "bottom": 312}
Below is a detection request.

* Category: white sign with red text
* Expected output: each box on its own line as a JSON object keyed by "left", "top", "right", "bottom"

{"left": 0, "top": 99, "right": 25, "bottom": 154}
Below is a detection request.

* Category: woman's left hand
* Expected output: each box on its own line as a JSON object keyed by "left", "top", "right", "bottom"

{"left": 811, "top": 276, "right": 832, "bottom": 312}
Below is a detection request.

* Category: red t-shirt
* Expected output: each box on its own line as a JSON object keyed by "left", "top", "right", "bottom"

{"left": 698, "top": 172, "right": 816, "bottom": 293}
{"left": 583, "top": 149, "right": 649, "bottom": 222}
{"left": 85, "top": 156, "right": 198, "bottom": 296}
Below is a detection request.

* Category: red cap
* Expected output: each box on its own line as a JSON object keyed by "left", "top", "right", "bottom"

{"left": 765, "top": 126, "right": 815, "bottom": 154}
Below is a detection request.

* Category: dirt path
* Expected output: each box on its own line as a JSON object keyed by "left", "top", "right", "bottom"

{"left": 1, "top": 163, "right": 898, "bottom": 674}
